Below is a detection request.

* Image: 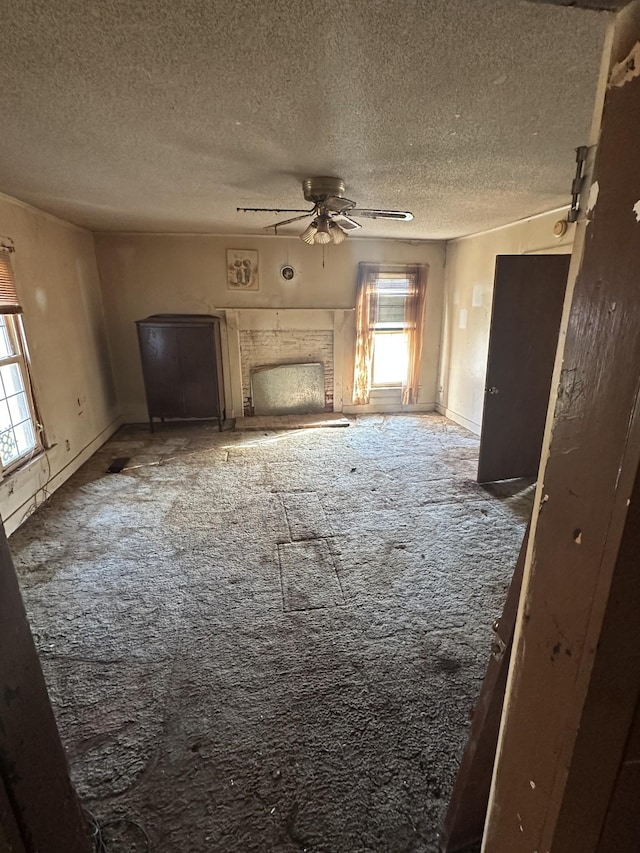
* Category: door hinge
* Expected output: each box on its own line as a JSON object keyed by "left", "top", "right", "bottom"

{"left": 568, "top": 145, "right": 589, "bottom": 223}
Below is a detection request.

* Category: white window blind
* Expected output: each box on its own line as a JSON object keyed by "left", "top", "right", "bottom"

{"left": 0, "top": 249, "right": 22, "bottom": 314}
{"left": 375, "top": 277, "right": 410, "bottom": 328}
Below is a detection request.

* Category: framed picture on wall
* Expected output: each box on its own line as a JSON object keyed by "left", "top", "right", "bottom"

{"left": 227, "top": 249, "right": 259, "bottom": 291}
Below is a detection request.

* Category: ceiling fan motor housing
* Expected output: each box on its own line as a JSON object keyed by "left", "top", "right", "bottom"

{"left": 303, "top": 176, "right": 345, "bottom": 203}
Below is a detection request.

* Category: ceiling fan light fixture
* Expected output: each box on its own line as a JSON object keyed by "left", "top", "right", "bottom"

{"left": 313, "top": 215, "right": 332, "bottom": 244}
{"left": 300, "top": 221, "right": 318, "bottom": 244}
{"left": 330, "top": 223, "right": 347, "bottom": 244}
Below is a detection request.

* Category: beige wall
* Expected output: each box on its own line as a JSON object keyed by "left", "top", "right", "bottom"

{"left": 93, "top": 234, "right": 446, "bottom": 421}
{"left": 0, "top": 194, "right": 118, "bottom": 534}
{"left": 438, "top": 209, "right": 574, "bottom": 435}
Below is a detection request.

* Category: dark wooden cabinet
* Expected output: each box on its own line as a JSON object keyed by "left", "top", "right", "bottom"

{"left": 135, "top": 314, "right": 225, "bottom": 430}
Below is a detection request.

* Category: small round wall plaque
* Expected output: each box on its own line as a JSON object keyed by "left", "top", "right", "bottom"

{"left": 280, "top": 264, "right": 297, "bottom": 282}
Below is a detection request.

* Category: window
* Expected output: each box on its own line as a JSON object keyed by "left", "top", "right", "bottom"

{"left": 353, "top": 263, "right": 428, "bottom": 406}
{"left": 371, "top": 275, "right": 411, "bottom": 387}
{"left": 0, "top": 249, "right": 42, "bottom": 474}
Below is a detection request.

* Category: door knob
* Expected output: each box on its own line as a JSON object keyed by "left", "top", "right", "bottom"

{"left": 487, "top": 386, "right": 499, "bottom": 395}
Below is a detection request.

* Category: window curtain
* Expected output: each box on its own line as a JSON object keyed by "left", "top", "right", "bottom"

{"left": 352, "top": 263, "right": 380, "bottom": 405}
{"left": 402, "top": 264, "right": 428, "bottom": 405}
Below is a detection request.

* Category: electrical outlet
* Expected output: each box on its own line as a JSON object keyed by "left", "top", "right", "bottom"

{"left": 65, "top": 439, "right": 71, "bottom": 452}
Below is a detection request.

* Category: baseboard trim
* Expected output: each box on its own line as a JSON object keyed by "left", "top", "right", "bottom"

{"left": 342, "top": 402, "right": 436, "bottom": 415}
{"left": 435, "top": 403, "right": 481, "bottom": 436}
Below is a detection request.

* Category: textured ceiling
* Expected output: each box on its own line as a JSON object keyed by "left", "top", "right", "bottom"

{"left": 0, "top": 0, "right": 611, "bottom": 239}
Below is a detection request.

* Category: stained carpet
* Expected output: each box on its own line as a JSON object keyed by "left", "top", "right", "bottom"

{"left": 10, "top": 414, "right": 531, "bottom": 852}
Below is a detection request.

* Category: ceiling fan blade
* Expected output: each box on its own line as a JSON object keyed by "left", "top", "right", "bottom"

{"left": 324, "top": 196, "right": 356, "bottom": 213}
{"left": 350, "top": 209, "right": 414, "bottom": 221}
{"left": 332, "top": 214, "right": 362, "bottom": 231}
{"left": 237, "top": 207, "right": 312, "bottom": 213}
{"left": 263, "top": 211, "right": 315, "bottom": 230}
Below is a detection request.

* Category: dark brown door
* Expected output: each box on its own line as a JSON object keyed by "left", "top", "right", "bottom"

{"left": 477, "top": 254, "right": 569, "bottom": 484}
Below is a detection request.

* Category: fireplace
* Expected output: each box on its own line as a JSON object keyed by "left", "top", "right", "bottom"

{"left": 239, "top": 329, "right": 334, "bottom": 415}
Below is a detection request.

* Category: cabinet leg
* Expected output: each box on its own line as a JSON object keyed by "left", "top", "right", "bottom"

{"left": 149, "top": 418, "right": 154, "bottom": 433}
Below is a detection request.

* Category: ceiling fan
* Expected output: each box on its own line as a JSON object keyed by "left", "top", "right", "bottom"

{"left": 237, "top": 176, "right": 414, "bottom": 245}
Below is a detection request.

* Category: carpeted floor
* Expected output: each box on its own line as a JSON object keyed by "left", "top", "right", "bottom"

{"left": 10, "top": 414, "right": 532, "bottom": 852}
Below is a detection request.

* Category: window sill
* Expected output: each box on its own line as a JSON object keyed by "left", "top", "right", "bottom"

{"left": 1, "top": 445, "right": 46, "bottom": 483}
{"left": 370, "top": 387, "right": 403, "bottom": 403}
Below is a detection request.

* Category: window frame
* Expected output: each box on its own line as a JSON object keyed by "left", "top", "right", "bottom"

{"left": 0, "top": 244, "right": 44, "bottom": 477}
{"left": 0, "top": 314, "right": 44, "bottom": 476}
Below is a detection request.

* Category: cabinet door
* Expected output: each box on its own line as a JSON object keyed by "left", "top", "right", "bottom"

{"left": 176, "top": 325, "right": 220, "bottom": 418}
{"left": 138, "top": 325, "right": 182, "bottom": 418}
